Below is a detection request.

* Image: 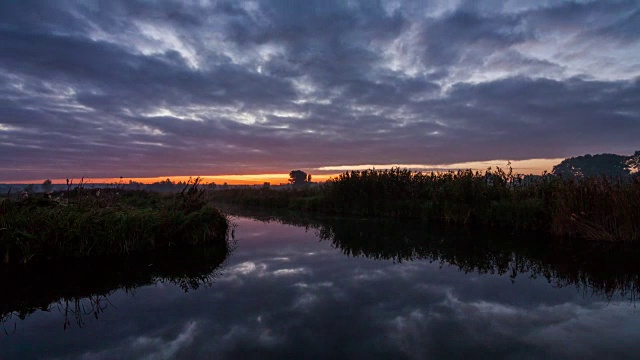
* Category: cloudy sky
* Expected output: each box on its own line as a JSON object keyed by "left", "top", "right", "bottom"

{"left": 1, "top": 0, "right": 639, "bottom": 182}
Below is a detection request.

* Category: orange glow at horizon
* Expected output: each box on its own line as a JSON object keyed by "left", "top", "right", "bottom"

{"left": 316, "top": 158, "right": 564, "bottom": 173}
{"left": 3, "top": 158, "right": 563, "bottom": 185}
{"left": 6, "top": 173, "right": 339, "bottom": 185}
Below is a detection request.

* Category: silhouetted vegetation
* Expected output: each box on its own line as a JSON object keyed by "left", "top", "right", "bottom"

{"left": 0, "top": 179, "right": 231, "bottom": 264}
{"left": 552, "top": 150, "right": 640, "bottom": 179}
{"left": 210, "top": 186, "right": 322, "bottom": 209}
{"left": 288, "top": 169, "right": 312, "bottom": 188}
{"left": 1, "top": 242, "right": 232, "bottom": 330}
{"left": 41, "top": 179, "right": 52, "bottom": 193}
{"left": 211, "top": 167, "right": 640, "bottom": 242}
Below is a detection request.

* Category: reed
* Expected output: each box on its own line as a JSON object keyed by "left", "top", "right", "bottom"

{"left": 0, "top": 180, "right": 230, "bottom": 264}
{"left": 211, "top": 168, "right": 640, "bottom": 242}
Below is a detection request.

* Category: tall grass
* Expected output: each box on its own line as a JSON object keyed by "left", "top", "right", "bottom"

{"left": 0, "top": 180, "right": 230, "bottom": 263}
{"left": 552, "top": 176, "right": 640, "bottom": 241}
{"left": 211, "top": 168, "right": 640, "bottom": 242}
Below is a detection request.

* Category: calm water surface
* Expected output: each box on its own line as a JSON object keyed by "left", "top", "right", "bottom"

{"left": 2, "top": 210, "right": 640, "bottom": 359}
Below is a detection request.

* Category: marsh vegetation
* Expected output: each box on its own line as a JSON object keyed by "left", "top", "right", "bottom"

{"left": 211, "top": 168, "right": 640, "bottom": 242}
{"left": 0, "top": 179, "right": 231, "bottom": 264}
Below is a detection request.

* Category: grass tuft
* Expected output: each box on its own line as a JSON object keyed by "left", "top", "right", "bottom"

{"left": 0, "top": 179, "right": 230, "bottom": 264}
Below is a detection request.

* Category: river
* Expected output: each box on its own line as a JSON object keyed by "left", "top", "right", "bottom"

{"left": 2, "top": 209, "right": 640, "bottom": 359}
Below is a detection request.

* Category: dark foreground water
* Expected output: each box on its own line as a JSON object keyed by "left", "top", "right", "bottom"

{"left": 3, "top": 209, "right": 640, "bottom": 359}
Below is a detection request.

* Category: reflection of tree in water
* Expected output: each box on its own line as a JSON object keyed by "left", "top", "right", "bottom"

{"left": 1, "top": 242, "right": 232, "bottom": 333}
{"left": 225, "top": 206, "right": 640, "bottom": 302}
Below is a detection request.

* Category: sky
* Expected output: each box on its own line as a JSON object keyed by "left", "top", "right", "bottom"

{"left": 1, "top": 0, "right": 639, "bottom": 183}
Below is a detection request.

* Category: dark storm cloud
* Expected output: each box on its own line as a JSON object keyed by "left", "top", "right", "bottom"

{"left": 0, "top": 0, "right": 638, "bottom": 180}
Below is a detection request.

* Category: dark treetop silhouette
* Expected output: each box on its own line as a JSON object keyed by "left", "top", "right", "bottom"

{"left": 288, "top": 170, "right": 311, "bottom": 187}
{"left": 552, "top": 150, "right": 640, "bottom": 179}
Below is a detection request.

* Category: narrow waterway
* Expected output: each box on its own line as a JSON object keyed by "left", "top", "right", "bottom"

{"left": 2, "top": 210, "right": 640, "bottom": 359}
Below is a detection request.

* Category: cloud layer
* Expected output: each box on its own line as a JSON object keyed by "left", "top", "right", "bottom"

{"left": 1, "top": 0, "right": 639, "bottom": 180}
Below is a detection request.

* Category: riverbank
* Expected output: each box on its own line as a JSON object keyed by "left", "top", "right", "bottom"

{"left": 0, "top": 183, "right": 231, "bottom": 264}
{"left": 210, "top": 168, "right": 640, "bottom": 242}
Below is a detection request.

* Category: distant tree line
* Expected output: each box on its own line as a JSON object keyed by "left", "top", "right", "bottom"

{"left": 552, "top": 150, "right": 640, "bottom": 179}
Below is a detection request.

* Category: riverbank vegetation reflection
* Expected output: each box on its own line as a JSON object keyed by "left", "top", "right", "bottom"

{"left": 223, "top": 206, "right": 640, "bottom": 302}
{"left": 1, "top": 241, "right": 232, "bottom": 332}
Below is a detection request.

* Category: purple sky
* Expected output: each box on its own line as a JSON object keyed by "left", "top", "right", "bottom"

{"left": 1, "top": 1, "right": 639, "bottom": 181}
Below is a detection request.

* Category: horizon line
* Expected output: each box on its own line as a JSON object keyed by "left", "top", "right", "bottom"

{"left": 0, "top": 158, "right": 565, "bottom": 184}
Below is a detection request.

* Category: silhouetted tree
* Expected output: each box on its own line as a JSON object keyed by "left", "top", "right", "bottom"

{"left": 289, "top": 170, "right": 308, "bottom": 187}
{"left": 42, "top": 179, "right": 53, "bottom": 192}
{"left": 552, "top": 152, "right": 632, "bottom": 178}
